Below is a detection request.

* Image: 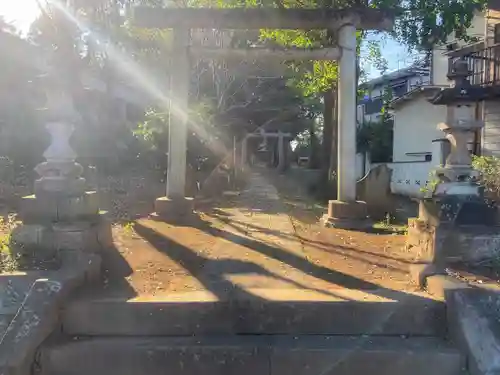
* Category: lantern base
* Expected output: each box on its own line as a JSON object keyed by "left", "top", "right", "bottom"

{"left": 406, "top": 197, "right": 500, "bottom": 287}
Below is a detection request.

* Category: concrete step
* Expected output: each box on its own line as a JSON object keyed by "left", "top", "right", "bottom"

{"left": 38, "top": 336, "right": 463, "bottom": 375}
{"left": 61, "top": 289, "right": 446, "bottom": 336}
{"left": 0, "top": 314, "right": 14, "bottom": 337}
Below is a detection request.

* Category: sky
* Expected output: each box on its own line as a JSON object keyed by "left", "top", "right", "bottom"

{"left": 0, "top": 0, "right": 414, "bottom": 78}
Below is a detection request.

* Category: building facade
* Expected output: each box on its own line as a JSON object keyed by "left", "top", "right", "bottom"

{"left": 369, "top": 1, "right": 500, "bottom": 198}
{"left": 357, "top": 62, "right": 430, "bottom": 124}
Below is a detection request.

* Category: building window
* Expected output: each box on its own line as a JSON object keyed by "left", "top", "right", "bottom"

{"left": 495, "top": 23, "right": 500, "bottom": 45}
{"left": 391, "top": 83, "right": 407, "bottom": 98}
{"left": 364, "top": 97, "right": 383, "bottom": 115}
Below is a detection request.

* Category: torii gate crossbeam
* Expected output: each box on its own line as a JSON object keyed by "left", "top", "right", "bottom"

{"left": 132, "top": 7, "right": 394, "bottom": 228}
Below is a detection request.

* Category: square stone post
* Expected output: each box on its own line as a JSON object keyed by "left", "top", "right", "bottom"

{"left": 277, "top": 131, "right": 286, "bottom": 173}
{"left": 154, "top": 27, "right": 194, "bottom": 220}
{"left": 241, "top": 136, "right": 248, "bottom": 169}
{"left": 322, "top": 23, "right": 369, "bottom": 230}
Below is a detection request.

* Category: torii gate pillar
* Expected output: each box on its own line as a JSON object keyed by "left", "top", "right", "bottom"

{"left": 322, "top": 23, "right": 370, "bottom": 229}
{"left": 154, "top": 28, "right": 194, "bottom": 220}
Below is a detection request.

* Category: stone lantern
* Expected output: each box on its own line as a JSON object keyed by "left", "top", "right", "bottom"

{"left": 407, "top": 58, "right": 500, "bottom": 286}
{"left": 9, "top": 64, "right": 111, "bottom": 269}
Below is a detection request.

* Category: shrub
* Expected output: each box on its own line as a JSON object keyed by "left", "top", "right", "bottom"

{"left": 472, "top": 155, "right": 500, "bottom": 199}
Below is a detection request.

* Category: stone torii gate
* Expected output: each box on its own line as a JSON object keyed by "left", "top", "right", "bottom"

{"left": 242, "top": 130, "right": 292, "bottom": 172}
{"left": 132, "top": 7, "right": 394, "bottom": 227}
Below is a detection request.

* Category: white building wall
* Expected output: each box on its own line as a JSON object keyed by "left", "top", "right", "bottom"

{"left": 431, "top": 47, "right": 450, "bottom": 86}
{"left": 392, "top": 96, "right": 446, "bottom": 162}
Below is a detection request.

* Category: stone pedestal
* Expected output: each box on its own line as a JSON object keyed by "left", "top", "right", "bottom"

{"left": 10, "top": 213, "right": 112, "bottom": 266}
{"left": 407, "top": 218, "right": 500, "bottom": 265}
{"left": 154, "top": 196, "right": 195, "bottom": 222}
{"left": 11, "top": 191, "right": 111, "bottom": 269}
{"left": 9, "top": 98, "right": 111, "bottom": 268}
{"left": 407, "top": 197, "right": 499, "bottom": 286}
{"left": 321, "top": 200, "right": 370, "bottom": 230}
{"left": 19, "top": 191, "right": 99, "bottom": 223}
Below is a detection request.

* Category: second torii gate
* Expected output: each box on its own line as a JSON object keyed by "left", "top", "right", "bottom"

{"left": 242, "top": 130, "right": 292, "bottom": 172}
{"left": 132, "top": 7, "right": 394, "bottom": 228}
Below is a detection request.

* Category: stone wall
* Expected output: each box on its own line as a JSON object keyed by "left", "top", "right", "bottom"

{"left": 356, "top": 164, "right": 393, "bottom": 220}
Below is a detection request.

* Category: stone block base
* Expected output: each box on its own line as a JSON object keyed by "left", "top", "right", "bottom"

{"left": 10, "top": 213, "right": 112, "bottom": 267}
{"left": 34, "top": 177, "right": 86, "bottom": 196}
{"left": 406, "top": 218, "right": 500, "bottom": 265}
{"left": 19, "top": 191, "right": 99, "bottom": 223}
{"left": 409, "top": 263, "right": 445, "bottom": 289}
{"left": 321, "top": 200, "right": 371, "bottom": 230}
{"left": 154, "top": 197, "right": 194, "bottom": 222}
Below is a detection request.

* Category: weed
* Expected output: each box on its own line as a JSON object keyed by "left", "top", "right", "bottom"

{"left": 0, "top": 233, "right": 18, "bottom": 272}
{"left": 122, "top": 221, "right": 136, "bottom": 235}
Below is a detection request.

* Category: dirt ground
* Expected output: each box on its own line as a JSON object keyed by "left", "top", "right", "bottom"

{"left": 2, "top": 166, "right": 498, "bottom": 291}
{"left": 97, "top": 168, "right": 419, "bottom": 298}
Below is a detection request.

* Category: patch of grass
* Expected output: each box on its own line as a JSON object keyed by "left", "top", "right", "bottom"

{"left": 371, "top": 213, "right": 408, "bottom": 234}
{"left": 373, "top": 221, "right": 408, "bottom": 234}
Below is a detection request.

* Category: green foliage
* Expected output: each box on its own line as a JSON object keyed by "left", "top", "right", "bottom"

{"left": 356, "top": 119, "right": 393, "bottom": 163}
{"left": 390, "top": 0, "right": 487, "bottom": 50}
{"left": 420, "top": 169, "right": 440, "bottom": 197}
{"left": 472, "top": 155, "right": 500, "bottom": 198}
{"left": 0, "top": 214, "right": 19, "bottom": 272}
{"left": 419, "top": 156, "right": 500, "bottom": 198}
{"left": 134, "top": 108, "right": 169, "bottom": 151}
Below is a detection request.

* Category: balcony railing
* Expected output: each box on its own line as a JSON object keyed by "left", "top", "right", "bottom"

{"left": 448, "top": 44, "right": 500, "bottom": 86}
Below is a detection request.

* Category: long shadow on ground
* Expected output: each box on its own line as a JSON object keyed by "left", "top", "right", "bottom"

{"left": 133, "top": 222, "right": 354, "bottom": 301}
{"left": 135, "top": 216, "right": 430, "bottom": 302}
{"left": 204, "top": 210, "right": 412, "bottom": 266}
{"left": 132, "top": 218, "right": 445, "bottom": 336}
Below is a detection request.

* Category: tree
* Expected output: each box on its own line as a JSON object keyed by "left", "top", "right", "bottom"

{"left": 29, "top": 0, "right": 488, "bottom": 184}
{"left": 0, "top": 18, "right": 48, "bottom": 168}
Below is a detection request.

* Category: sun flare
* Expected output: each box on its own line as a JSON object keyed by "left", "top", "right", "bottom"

{"left": 0, "top": 0, "right": 41, "bottom": 32}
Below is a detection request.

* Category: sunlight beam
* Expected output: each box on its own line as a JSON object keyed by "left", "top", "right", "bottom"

{"left": 47, "top": 0, "right": 231, "bottom": 162}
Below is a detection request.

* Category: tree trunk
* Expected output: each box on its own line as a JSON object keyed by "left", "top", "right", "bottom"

{"left": 316, "top": 88, "right": 334, "bottom": 198}
{"left": 328, "top": 86, "right": 338, "bottom": 198}
{"left": 307, "top": 122, "right": 320, "bottom": 169}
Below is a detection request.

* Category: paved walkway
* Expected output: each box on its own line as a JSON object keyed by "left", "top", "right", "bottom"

{"left": 98, "top": 169, "right": 428, "bottom": 302}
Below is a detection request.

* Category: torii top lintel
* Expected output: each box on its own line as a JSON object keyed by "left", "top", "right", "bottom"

{"left": 132, "top": 7, "right": 394, "bottom": 32}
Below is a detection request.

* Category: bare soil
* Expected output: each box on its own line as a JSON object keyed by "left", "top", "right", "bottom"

{"left": 96, "top": 169, "right": 420, "bottom": 298}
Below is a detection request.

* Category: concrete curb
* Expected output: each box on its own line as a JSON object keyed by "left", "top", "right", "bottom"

{"left": 417, "top": 271, "right": 500, "bottom": 375}
{"left": 446, "top": 288, "right": 500, "bottom": 375}
{"left": 0, "top": 252, "right": 101, "bottom": 375}
{"left": 425, "top": 275, "right": 471, "bottom": 300}
{"left": 408, "top": 262, "right": 455, "bottom": 290}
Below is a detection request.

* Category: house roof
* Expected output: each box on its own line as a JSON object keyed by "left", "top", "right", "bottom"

{"left": 360, "top": 61, "right": 429, "bottom": 88}
{"left": 389, "top": 85, "right": 448, "bottom": 109}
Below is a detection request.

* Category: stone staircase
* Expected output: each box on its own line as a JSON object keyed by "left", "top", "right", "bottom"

{"left": 35, "top": 288, "right": 464, "bottom": 375}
